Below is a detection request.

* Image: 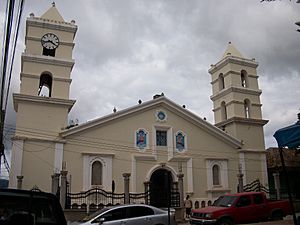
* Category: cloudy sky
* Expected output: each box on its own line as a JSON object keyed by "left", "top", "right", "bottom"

{"left": 1, "top": 0, "right": 300, "bottom": 160}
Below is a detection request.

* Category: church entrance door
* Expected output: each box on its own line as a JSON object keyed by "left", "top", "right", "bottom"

{"left": 150, "top": 169, "right": 173, "bottom": 208}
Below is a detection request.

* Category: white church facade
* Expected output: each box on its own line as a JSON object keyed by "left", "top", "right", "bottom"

{"left": 9, "top": 4, "right": 269, "bottom": 207}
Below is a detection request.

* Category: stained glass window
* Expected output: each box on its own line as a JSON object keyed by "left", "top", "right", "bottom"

{"left": 176, "top": 132, "right": 185, "bottom": 151}
{"left": 136, "top": 129, "right": 147, "bottom": 149}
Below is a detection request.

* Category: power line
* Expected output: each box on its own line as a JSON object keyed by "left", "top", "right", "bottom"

{"left": 5, "top": 0, "right": 25, "bottom": 111}
{"left": 2, "top": 123, "right": 272, "bottom": 164}
{"left": 6, "top": 135, "right": 268, "bottom": 175}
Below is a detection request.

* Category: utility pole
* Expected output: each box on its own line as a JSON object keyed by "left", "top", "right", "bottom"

{"left": 0, "top": 111, "right": 5, "bottom": 176}
{"left": 0, "top": 0, "right": 15, "bottom": 177}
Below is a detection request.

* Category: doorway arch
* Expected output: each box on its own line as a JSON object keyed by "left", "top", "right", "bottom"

{"left": 149, "top": 168, "right": 173, "bottom": 207}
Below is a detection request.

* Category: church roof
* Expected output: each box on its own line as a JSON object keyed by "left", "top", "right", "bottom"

{"left": 221, "top": 42, "right": 244, "bottom": 60}
{"left": 41, "top": 3, "right": 65, "bottom": 22}
{"left": 60, "top": 95, "right": 242, "bottom": 148}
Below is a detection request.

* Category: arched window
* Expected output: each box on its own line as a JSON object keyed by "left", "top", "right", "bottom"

{"left": 91, "top": 161, "right": 102, "bottom": 185}
{"left": 221, "top": 101, "right": 227, "bottom": 121}
{"left": 38, "top": 73, "right": 52, "bottom": 97}
{"left": 208, "top": 200, "right": 212, "bottom": 206}
{"left": 244, "top": 99, "right": 251, "bottom": 118}
{"left": 201, "top": 201, "right": 206, "bottom": 208}
{"left": 219, "top": 73, "right": 225, "bottom": 91}
{"left": 212, "top": 164, "right": 220, "bottom": 185}
{"left": 195, "top": 201, "right": 199, "bottom": 209}
{"left": 241, "top": 70, "right": 248, "bottom": 88}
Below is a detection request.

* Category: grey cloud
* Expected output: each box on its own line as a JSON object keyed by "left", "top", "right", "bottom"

{"left": 1, "top": 0, "right": 300, "bottom": 151}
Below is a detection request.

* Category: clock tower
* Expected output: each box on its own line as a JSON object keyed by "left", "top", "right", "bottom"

{"left": 9, "top": 4, "right": 77, "bottom": 189}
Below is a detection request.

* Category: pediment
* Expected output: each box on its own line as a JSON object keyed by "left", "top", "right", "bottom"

{"left": 60, "top": 96, "right": 242, "bottom": 148}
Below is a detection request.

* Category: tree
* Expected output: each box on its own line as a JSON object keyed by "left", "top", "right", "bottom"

{"left": 296, "top": 21, "right": 300, "bottom": 32}
{"left": 260, "top": 0, "right": 300, "bottom": 32}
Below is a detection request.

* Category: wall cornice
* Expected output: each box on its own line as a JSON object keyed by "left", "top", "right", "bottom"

{"left": 27, "top": 17, "right": 77, "bottom": 33}
{"left": 13, "top": 93, "right": 75, "bottom": 112}
{"left": 22, "top": 54, "right": 74, "bottom": 68}
{"left": 12, "top": 135, "right": 65, "bottom": 143}
{"left": 21, "top": 72, "right": 72, "bottom": 83}
{"left": 215, "top": 117, "right": 269, "bottom": 127}
{"left": 210, "top": 87, "right": 262, "bottom": 101}
{"left": 209, "top": 56, "right": 258, "bottom": 74}
{"left": 81, "top": 152, "right": 115, "bottom": 157}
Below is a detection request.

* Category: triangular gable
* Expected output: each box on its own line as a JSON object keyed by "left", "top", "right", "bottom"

{"left": 60, "top": 96, "right": 242, "bottom": 148}
{"left": 221, "top": 41, "right": 244, "bottom": 60}
{"left": 41, "top": 4, "right": 65, "bottom": 22}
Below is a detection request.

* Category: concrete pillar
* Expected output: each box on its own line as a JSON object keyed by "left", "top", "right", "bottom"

{"left": 123, "top": 173, "right": 131, "bottom": 204}
{"left": 273, "top": 172, "right": 281, "bottom": 199}
{"left": 60, "top": 170, "right": 68, "bottom": 209}
{"left": 177, "top": 173, "right": 184, "bottom": 221}
{"left": 51, "top": 173, "right": 60, "bottom": 195}
{"left": 144, "top": 181, "right": 150, "bottom": 205}
{"left": 17, "top": 176, "right": 23, "bottom": 190}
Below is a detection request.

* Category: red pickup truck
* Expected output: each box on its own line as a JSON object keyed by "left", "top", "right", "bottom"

{"left": 190, "top": 192, "right": 291, "bottom": 225}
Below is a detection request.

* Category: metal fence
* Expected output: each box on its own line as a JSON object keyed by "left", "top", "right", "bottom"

{"left": 170, "top": 190, "right": 180, "bottom": 207}
{"left": 129, "top": 191, "right": 150, "bottom": 204}
{"left": 66, "top": 187, "right": 180, "bottom": 209}
{"left": 66, "top": 187, "right": 125, "bottom": 209}
{"left": 243, "top": 179, "right": 269, "bottom": 193}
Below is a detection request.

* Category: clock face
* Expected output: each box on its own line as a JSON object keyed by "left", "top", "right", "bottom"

{"left": 41, "top": 33, "right": 59, "bottom": 50}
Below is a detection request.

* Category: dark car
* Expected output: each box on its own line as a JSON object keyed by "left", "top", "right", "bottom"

{"left": 0, "top": 188, "right": 66, "bottom": 225}
{"left": 71, "top": 204, "right": 177, "bottom": 225}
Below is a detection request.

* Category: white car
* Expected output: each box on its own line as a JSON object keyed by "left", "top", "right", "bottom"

{"left": 71, "top": 204, "right": 178, "bottom": 225}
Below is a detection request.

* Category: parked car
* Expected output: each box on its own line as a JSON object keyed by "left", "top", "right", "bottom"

{"left": 0, "top": 188, "right": 67, "bottom": 225}
{"left": 71, "top": 204, "right": 178, "bottom": 225}
{"left": 190, "top": 192, "right": 291, "bottom": 225}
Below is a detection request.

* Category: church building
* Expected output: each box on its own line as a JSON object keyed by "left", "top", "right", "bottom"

{"left": 9, "top": 4, "right": 269, "bottom": 207}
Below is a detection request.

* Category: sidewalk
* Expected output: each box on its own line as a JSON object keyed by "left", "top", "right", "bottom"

{"left": 179, "top": 215, "right": 298, "bottom": 225}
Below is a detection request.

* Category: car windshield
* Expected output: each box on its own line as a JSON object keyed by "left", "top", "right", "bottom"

{"left": 213, "top": 196, "right": 237, "bottom": 207}
{"left": 80, "top": 207, "right": 111, "bottom": 222}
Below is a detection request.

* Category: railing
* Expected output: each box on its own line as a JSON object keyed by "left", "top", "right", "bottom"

{"left": 170, "top": 190, "right": 180, "bottom": 207}
{"left": 66, "top": 187, "right": 125, "bottom": 209}
{"left": 66, "top": 187, "right": 181, "bottom": 209}
{"left": 129, "top": 191, "right": 150, "bottom": 204}
{"left": 243, "top": 179, "right": 269, "bottom": 193}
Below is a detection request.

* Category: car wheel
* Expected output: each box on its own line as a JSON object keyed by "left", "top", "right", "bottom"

{"left": 271, "top": 211, "right": 283, "bottom": 220}
{"left": 217, "top": 218, "right": 234, "bottom": 225}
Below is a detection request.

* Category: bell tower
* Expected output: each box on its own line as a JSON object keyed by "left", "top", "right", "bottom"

{"left": 9, "top": 4, "right": 77, "bottom": 189}
{"left": 13, "top": 3, "right": 77, "bottom": 137}
{"left": 209, "top": 42, "right": 268, "bottom": 151}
